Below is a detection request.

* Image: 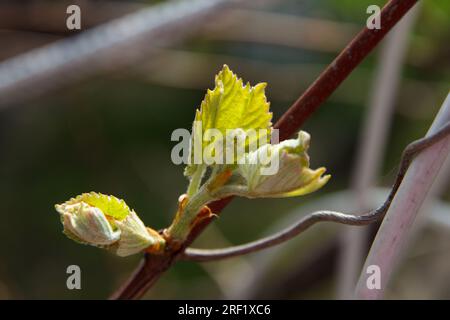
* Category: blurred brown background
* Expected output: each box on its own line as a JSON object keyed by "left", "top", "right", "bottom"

{"left": 0, "top": 0, "right": 449, "bottom": 299}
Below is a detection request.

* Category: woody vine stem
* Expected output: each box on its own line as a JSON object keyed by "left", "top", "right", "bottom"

{"left": 108, "top": 0, "right": 420, "bottom": 299}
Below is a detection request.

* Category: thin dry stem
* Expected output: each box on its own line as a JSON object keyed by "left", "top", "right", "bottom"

{"left": 181, "top": 121, "right": 450, "bottom": 262}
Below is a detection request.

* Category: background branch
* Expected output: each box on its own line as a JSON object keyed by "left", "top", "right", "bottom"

{"left": 337, "top": 3, "right": 420, "bottom": 299}
{"left": 0, "top": 0, "right": 234, "bottom": 107}
{"left": 355, "top": 93, "right": 450, "bottom": 299}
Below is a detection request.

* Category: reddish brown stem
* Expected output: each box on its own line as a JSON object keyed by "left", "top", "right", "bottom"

{"left": 275, "top": 0, "right": 418, "bottom": 140}
{"left": 110, "top": 199, "right": 231, "bottom": 299}
{"left": 111, "top": 0, "right": 419, "bottom": 299}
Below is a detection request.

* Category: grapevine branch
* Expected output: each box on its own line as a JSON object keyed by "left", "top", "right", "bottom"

{"left": 111, "top": 0, "right": 419, "bottom": 299}
{"left": 274, "top": 0, "right": 419, "bottom": 141}
{"left": 181, "top": 121, "right": 450, "bottom": 261}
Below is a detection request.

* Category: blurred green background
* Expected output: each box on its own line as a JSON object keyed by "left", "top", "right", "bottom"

{"left": 0, "top": 0, "right": 449, "bottom": 299}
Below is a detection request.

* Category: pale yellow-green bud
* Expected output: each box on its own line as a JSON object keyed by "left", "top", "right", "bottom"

{"left": 56, "top": 202, "right": 121, "bottom": 246}
{"left": 55, "top": 192, "right": 165, "bottom": 257}
{"left": 212, "top": 131, "right": 330, "bottom": 199}
{"left": 239, "top": 131, "right": 330, "bottom": 198}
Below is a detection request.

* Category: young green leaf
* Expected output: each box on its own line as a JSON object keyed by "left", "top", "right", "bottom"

{"left": 185, "top": 65, "right": 273, "bottom": 176}
{"left": 198, "top": 64, "right": 272, "bottom": 135}
{"left": 60, "top": 192, "right": 131, "bottom": 220}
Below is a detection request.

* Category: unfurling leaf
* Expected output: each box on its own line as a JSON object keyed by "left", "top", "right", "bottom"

{"left": 215, "top": 131, "right": 330, "bottom": 199}
{"left": 197, "top": 64, "right": 272, "bottom": 134}
{"left": 185, "top": 65, "right": 273, "bottom": 175}
{"left": 55, "top": 192, "right": 165, "bottom": 257}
